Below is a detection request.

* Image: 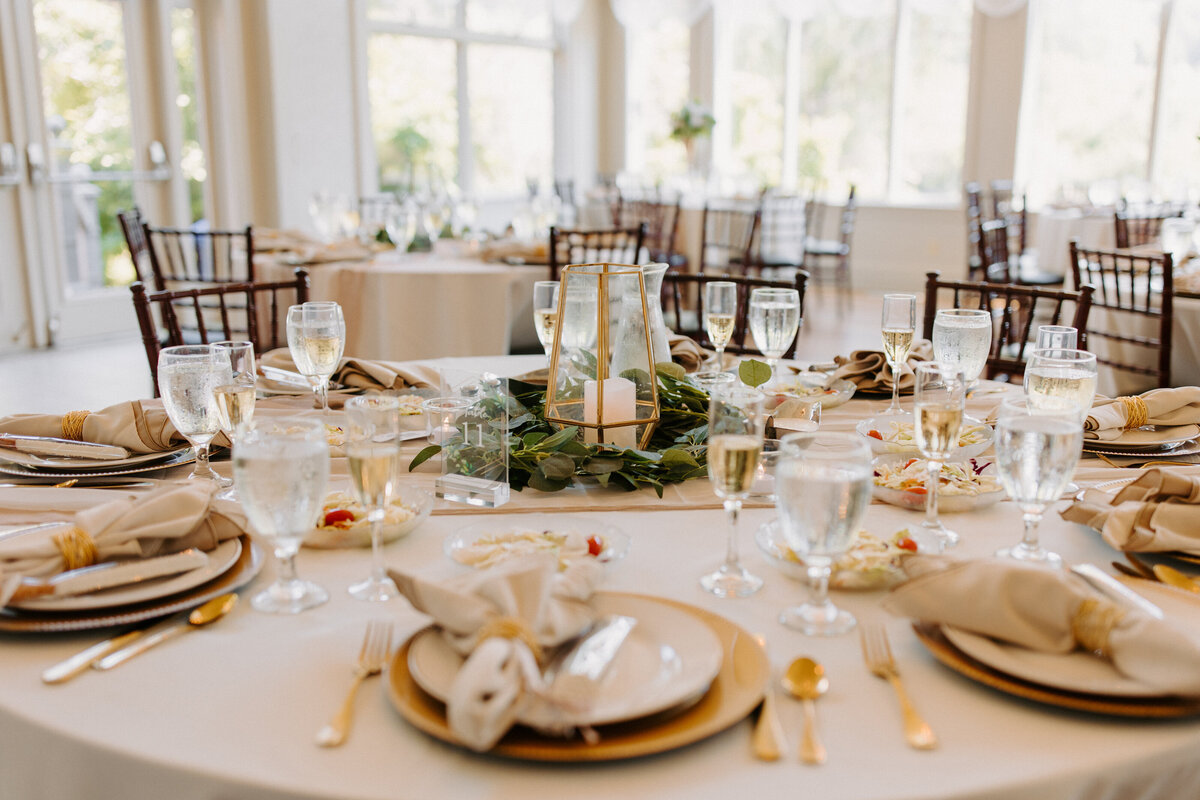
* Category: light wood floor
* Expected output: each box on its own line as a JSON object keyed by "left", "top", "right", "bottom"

{"left": 0, "top": 284, "right": 891, "bottom": 415}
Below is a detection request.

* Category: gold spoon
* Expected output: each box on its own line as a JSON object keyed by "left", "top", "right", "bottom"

{"left": 93, "top": 593, "right": 239, "bottom": 669}
{"left": 781, "top": 657, "right": 828, "bottom": 765}
{"left": 1152, "top": 565, "right": 1200, "bottom": 594}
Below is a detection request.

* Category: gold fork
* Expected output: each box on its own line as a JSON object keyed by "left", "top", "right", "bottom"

{"left": 316, "top": 620, "right": 393, "bottom": 747}
{"left": 859, "top": 624, "right": 938, "bottom": 751}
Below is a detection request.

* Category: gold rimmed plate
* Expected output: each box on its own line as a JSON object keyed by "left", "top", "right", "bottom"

{"left": 0, "top": 445, "right": 192, "bottom": 472}
{"left": 0, "top": 448, "right": 196, "bottom": 481}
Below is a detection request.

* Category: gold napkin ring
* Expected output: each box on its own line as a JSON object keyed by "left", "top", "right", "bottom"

{"left": 476, "top": 616, "right": 544, "bottom": 665}
{"left": 1118, "top": 396, "right": 1149, "bottom": 430}
{"left": 53, "top": 526, "right": 98, "bottom": 571}
{"left": 1071, "top": 597, "right": 1124, "bottom": 658}
{"left": 61, "top": 410, "right": 91, "bottom": 441}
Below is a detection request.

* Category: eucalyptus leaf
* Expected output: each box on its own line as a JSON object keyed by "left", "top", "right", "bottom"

{"left": 528, "top": 472, "right": 572, "bottom": 492}
{"left": 739, "top": 359, "right": 773, "bottom": 388}
{"left": 408, "top": 445, "right": 441, "bottom": 471}
{"left": 659, "top": 448, "right": 700, "bottom": 469}
{"left": 656, "top": 362, "right": 686, "bottom": 380}
{"left": 538, "top": 452, "right": 576, "bottom": 480}
{"left": 582, "top": 456, "right": 624, "bottom": 475}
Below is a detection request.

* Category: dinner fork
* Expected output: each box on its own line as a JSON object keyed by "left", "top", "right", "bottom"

{"left": 859, "top": 623, "right": 938, "bottom": 750}
{"left": 316, "top": 620, "right": 393, "bottom": 747}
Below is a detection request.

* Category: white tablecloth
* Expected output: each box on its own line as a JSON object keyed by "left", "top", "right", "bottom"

{"left": 4, "top": 357, "right": 1200, "bottom": 799}
{"left": 1031, "top": 207, "right": 1116, "bottom": 279}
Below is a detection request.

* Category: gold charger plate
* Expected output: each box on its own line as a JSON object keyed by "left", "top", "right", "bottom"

{"left": 913, "top": 622, "right": 1200, "bottom": 718}
{"left": 0, "top": 534, "right": 263, "bottom": 632}
{"left": 385, "top": 591, "right": 770, "bottom": 761}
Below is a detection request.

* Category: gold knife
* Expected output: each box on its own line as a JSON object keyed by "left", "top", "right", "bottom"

{"left": 42, "top": 629, "right": 147, "bottom": 684}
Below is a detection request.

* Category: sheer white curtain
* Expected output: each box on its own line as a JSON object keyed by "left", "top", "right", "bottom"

{"left": 608, "top": 0, "right": 712, "bottom": 27}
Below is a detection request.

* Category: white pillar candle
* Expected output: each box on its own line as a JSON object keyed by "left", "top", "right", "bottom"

{"left": 583, "top": 377, "right": 638, "bottom": 449}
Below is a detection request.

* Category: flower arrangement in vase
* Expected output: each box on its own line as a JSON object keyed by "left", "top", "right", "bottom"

{"left": 669, "top": 100, "right": 716, "bottom": 169}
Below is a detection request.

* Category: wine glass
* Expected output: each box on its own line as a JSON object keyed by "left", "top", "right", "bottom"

{"left": 286, "top": 302, "right": 345, "bottom": 412}
{"left": 157, "top": 345, "right": 231, "bottom": 483}
{"left": 932, "top": 308, "right": 992, "bottom": 384}
{"left": 748, "top": 288, "right": 800, "bottom": 389}
{"left": 385, "top": 198, "right": 418, "bottom": 252}
{"left": 1023, "top": 348, "right": 1098, "bottom": 422}
{"left": 993, "top": 401, "right": 1083, "bottom": 567}
{"left": 345, "top": 394, "right": 404, "bottom": 602}
{"left": 880, "top": 294, "right": 916, "bottom": 415}
{"left": 775, "top": 432, "right": 872, "bottom": 635}
{"left": 704, "top": 281, "right": 737, "bottom": 371}
{"left": 212, "top": 340, "right": 257, "bottom": 499}
{"left": 1036, "top": 325, "right": 1077, "bottom": 351}
{"left": 913, "top": 362, "right": 967, "bottom": 551}
{"left": 532, "top": 280, "right": 560, "bottom": 367}
{"left": 233, "top": 418, "right": 330, "bottom": 614}
{"left": 701, "top": 384, "right": 766, "bottom": 598}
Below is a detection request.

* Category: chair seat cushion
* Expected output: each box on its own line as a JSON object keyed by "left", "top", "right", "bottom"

{"left": 804, "top": 238, "right": 848, "bottom": 257}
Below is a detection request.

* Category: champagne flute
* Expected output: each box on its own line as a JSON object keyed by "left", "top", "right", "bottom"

{"left": 702, "top": 384, "right": 766, "bottom": 598}
{"left": 158, "top": 345, "right": 231, "bottom": 483}
{"left": 1036, "top": 325, "right": 1077, "bottom": 351}
{"left": 286, "top": 302, "right": 345, "bottom": 412}
{"left": 345, "top": 394, "right": 403, "bottom": 602}
{"left": 993, "top": 401, "right": 1082, "bottom": 567}
{"left": 212, "top": 340, "right": 257, "bottom": 498}
{"left": 913, "top": 362, "right": 966, "bottom": 551}
{"left": 532, "top": 280, "right": 560, "bottom": 367}
{"left": 748, "top": 288, "right": 800, "bottom": 389}
{"left": 775, "top": 432, "right": 872, "bottom": 635}
{"left": 932, "top": 308, "right": 992, "bottom": 384}
{"left": 1023, "top": 348, "right": 1098, "bottom": 422}
{"left": 234, "top": 418, "right": 330, "bottom": 614}
{"left": 704, "top": 281, "right": 738, "bottom": 371}
{"left": 880, "top": 294, "right": 916, "bottom": 415}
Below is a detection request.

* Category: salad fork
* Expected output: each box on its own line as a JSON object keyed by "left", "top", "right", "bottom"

{"left": 859, "top": 623, "right": 938, "bottom": 750}
{"left": 316, "top": 620, "right": 393, "bottom": 747}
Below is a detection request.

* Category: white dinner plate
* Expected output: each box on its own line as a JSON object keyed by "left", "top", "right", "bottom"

{"left": 0, "top": 447, "right": 196, "bottom": 481}
{"left": 407, "top": 593, "right": 723, "bottom": 728}
{"left": 0, "top": 445, "right": 192, "bottom": 472}
{"left": 11, "top": 538, "right": 243, "bottom": 612}
{"left": 1082, "top": 439, "right": 1200, "bottom": 457}
{"left": 942, "top": 581, "right": 1200, "bottom": 698}
{"left": 443, "top": 515, "right": 631, "bottom": 570}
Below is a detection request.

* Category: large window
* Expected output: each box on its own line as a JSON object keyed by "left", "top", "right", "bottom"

{"left": 365, "top": 0, "right": 556, "bottom": 199}
{"left": 625, "top": 16, "right": 691, "bottom": 181}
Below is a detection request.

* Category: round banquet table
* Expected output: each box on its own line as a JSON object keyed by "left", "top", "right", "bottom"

{"left": 4, "top": 355, "right": 1200, "bottom": 800}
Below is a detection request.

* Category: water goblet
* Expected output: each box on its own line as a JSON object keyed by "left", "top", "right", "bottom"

{"left": 1035, "top": 325, "right": 1077, "bottom": 351}
{"left": 286, "top": 302, "right": 345, "bottom": 413}
{"left": 880, "top": 294, "right": 917, "bottom": 415}
{"left": 748, "top": 288, "right": 800, "bottom": 389}
{"left": 913, "top": 362, "right": 967, "bottom": 551}
{"left": 212, "top": 340, "right": 257, "bottom": 498}
{"left": 932, "top": 308, "right": 992, "bottom": 385}
{"left": 701, "top": 384, "right": 766, "bottom": 598}
{"left": 234, "top": 418, "right": 330, "bottom": 614}
{"left": 775, "top": 432, "right": 872, "bottom": 635}
{"left": 385, "top": 198, "right": 418, "bottom": 252}
{"left": 344, "top": 394, "right": 403, "bottom": 602}
{"left": 1023, "top": 348, "right": 1097, "bottom": 422}
{"left": 704, "top": 281, "right": 737, "bottom": 372}
{"left": 532, "top": 280, "right": 560, "bottom": 367}
{"left": 993, "top": 401, "right": 1082, "bottom": 568}
{"left": 157, "top": 345, "right": 231, "bottom": 483}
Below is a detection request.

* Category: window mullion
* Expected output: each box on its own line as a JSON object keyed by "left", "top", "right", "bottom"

{"left": 887, "top": 0, "right": 910, "bottom": 201}
{"left": 1146, "top": 0, "right": 1172, "bottom": 184}
{"left": 781, "top": 17, "right": 801, "bottom": 192}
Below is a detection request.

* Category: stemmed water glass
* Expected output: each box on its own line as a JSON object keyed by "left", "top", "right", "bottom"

{"left": 1036, "top": 325, "right": 1077, "bottom": 351}
{"left": 880, "top": 294, "right": 916, "bottom": 415}
{"left": 212, "top": 340, "right": 257, "bottom": 498}
{"left": 344, "top": 394, "right": 403, "bottom": 602}
{"left": 932, "top": 308, "right": 992, "bottom": 385}
{"left": 286, "top": 302, "right": 345, "bottom": 412}
{"left": 157, "top": 345, "right": 231, "bottom": 483}
{"left": 701, "top": 384, "right": 766, "bottom": 598}
{"left": 532, "top": 280, "right": 560, "bottom": 367}
{"left": 233, "top": 417, "right": 330, "bottom": 613}
{"left": 775, "top": 432, "right": 872, "bottom": 635}
{"left": 704, "top": 281, "right": 737, "bottom": 372}
{"left": 748, "top": 288, "right": 800, "bottom": 389}
{"left": 1024, "top": 348, "right": 1098, "bottom": 421}
{"left": 385, "top": 198, "right": 418, "bottom": 252}
{"left": 993, "top": 401, "right": 1083, "bottom": 567}
{"left": 913, "top": 362, "right": 966, "bottom": 551}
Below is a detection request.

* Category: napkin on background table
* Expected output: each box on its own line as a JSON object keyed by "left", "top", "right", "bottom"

{"left": 260, "top": 349, "right": 440, "bottom": 392}
{"left": 390, "top": 553, "right": 604, "bottom": 751}
{"left": 832, "top": 340, "right": 933, "bottom": 393}
{"left": 0, "top": 401, "right": 186, "bottom": 454}
{"left": 253, "top": 228, "right": 321, "bottom": 253}
{"left": 882, "top": 554, "right": 1200, "bottom": 695}
{"left": 0, "top": 482, "right": 246, "bottom": 605}
{"left": 1084, "top": 387, "right": 1200, "bottom": 443}
{"left": 1061, "top": 468, "right": 1200, "bottom": 552}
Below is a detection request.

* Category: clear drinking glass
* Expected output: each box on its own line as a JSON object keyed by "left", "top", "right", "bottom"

{"left": 775, "top": 432, "right": 872, "bottom": 635}
{"left": 212, "top": 341, "right": 257, "bottom": 498}
{"left": 702, "top": 384, "right": 766, "bottom": 598}
{"left": 234, "top": 418, "right": 330, "bottom": 614}
{"left": 704, "top": 281, "right": 738, "bottom": 371}
{"left": 1035, "top": 326, "right": 1077, "bottom": 351}
{"left": 748, "top": 287, "right": 800, "bottom": 389}
{"left": 286, "top": 302, "right": 345, "bottom": 412}
{"left": 993, "top": 401, "right": 1083, "bottom": 567}
{"left": 1023, "top": 348, "right": 1098, "bottom": 422}
{"left": 385, "top": 198, "right": 418, "bottom": 252}
{"left": 913, "top": 362, "right": 967, "bottom": 551}
{"left": 532, "top": 280, "right": 560, "bottom": 367}
{"left": 932, "top": 308, "right": 992, "bottom": 384}
{"left": 880, "top": 294, "right": 917, "bottom": 415}
{"left": 344, "top": 394, "right": 403, "bottom": 601}
{"left": 157, "top": 345, "right": 231, "bottom": 483}
{"left": 1162, "top": 218, "right": 1196, "bottom": 268}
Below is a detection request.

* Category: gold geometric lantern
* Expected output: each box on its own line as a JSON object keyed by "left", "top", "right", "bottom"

{"left": 544, "top": 263, "right": 660, "bottom": 449}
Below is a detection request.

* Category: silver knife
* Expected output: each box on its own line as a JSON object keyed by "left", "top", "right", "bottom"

{"left": 544, "top": 615, "right": 637, "bottom": 704}
{"left": 10, "top": 549, "right": 209, "bottom": 602}
{"left": 1071, "top": 563, "right": 1165, "bottom": 619}
{"left": 0, "top": 434, "right": 128, "bottom": 461}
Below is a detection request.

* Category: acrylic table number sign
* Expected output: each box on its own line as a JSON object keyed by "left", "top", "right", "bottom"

{"left": 432, "top": 370, "right": 511, "bottom": 508}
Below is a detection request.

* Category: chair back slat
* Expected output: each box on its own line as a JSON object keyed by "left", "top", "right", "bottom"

{"left": 547, "top": 225, "right": 647, "bottom": 281}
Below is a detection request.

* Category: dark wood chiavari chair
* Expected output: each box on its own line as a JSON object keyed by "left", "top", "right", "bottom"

{"left": 1114, "top": 203, "right": 1186, "bottom": 249}
{"left": 615, "top": 188, "right": 685, "bottom": 269}
{"left": 803, "top": 184, "right": 856, "bottom": 293}
{"left": 547, "top": 224, "right": 647, "bottom": 281}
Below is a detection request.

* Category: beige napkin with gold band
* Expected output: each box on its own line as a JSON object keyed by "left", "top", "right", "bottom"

{"left": 667, "top": 333, "right": 710, "bottom": 374}
{"left": 0, "top": 401, "right": 184, "bottom": 454}
{"left": 1061, "top": 468, "right": 1200, "bottom": 552}
{"left": 0, "top": 482, "right": 246, "bottom": 605}
{"left": 882, "top": 554, "right": 1200, "bottom": 695}
{"left": 832, "top": 340, "right": 933, "bottom": 393}
{"left": 261, "top": 349, "right": 440, "bottom": 392}
{"left": 390, "top": 554, "right": 603, "bottom": 751}
{"left": 1084, "top": 388, "right": 1200, "bottom": 442}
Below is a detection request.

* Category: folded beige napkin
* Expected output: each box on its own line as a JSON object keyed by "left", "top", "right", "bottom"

{"left": 0, "top": 482, "right": 246, "bottom": 605}
{"left": 0, "top": 401, "right": 185, "bottom": 454}
{"left": 1061, "top": 468, "right": 1200, "bottom": 552}
{"left": 883, "top": 554, "right": 1200, "bottom": 695}
{"left": 253, "top": 228, "right": 321, "bottom": 253}
{"left": 667, "top": 333, "right": 710, "bottom": 374}
{"left": 479, "top": 238, "right": 548, "bottom": 263}
{"left": 260, "top": 349, "right": 439, "bottom": 392}
{"left": 832, "top": 340, "right": 933, "bottom": 393}
{"left": 390, "top": 553, "right": 604, "bottom": 751}
{"left": 1084, "top": 388, "right": 1200, "bottom": 442}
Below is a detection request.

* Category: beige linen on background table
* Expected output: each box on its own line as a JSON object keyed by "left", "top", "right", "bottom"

{"left": 5, "top": 355, "right": 1200, "bottom": 800}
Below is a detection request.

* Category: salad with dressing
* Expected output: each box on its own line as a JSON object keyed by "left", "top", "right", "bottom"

{"left": 874, "top": 457, "right": 1000, "bottom": 497}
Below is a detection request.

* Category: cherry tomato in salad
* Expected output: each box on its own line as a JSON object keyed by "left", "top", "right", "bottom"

{"left": 867, "top": 429, "right": 883, "bottom": 440}
{"left": 907, "top": 486, "right": 928, "bottom": 495}
{"left": 323, "top": 509, "right": 356, "bottom": 527}
{"left": 896, "top": 536, "right": 919, "bottom": 552}
{"left": 587, "top": 535, "right": 604, "bottom": 557}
